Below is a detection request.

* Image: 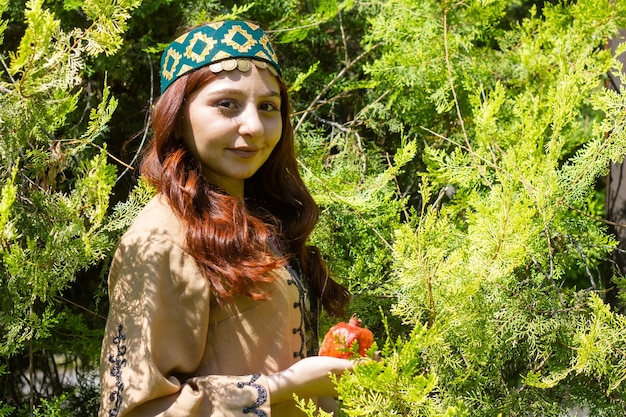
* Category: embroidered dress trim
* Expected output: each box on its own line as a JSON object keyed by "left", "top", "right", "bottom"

{"left": 286, "top": 257, "right": 319, "bottom": 358}
{"left": 108, "top": 324, "right": 127, "bottom": 417}
{"left": 286, "top": 267, "right": 306, "bottom": 359}
{"left": 237, "top": 374, "right": 268, "bottom": 416}
{"left": 267, "top": 236, "right": 320, "bottom": 358}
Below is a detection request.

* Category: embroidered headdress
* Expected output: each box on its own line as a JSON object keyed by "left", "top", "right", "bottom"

{"left": 160, "top": 20, "right": 282, "bottom": 94}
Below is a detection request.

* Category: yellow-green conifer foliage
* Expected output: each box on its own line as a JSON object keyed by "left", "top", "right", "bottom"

{"left": 3, "top": 0, "right": 626, "bottom": 415}
{"left": 324, "top": 0, "right": 626, "bottom": 416}
{"left": 0, "top": 0, "right": 147, "bottom": 415}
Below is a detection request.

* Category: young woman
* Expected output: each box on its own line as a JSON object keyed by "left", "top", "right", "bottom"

{"left": 98, "top": 20, "right": 353, "bottom": 417}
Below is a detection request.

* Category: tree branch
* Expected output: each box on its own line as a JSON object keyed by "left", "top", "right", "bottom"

{"left": 442, "top": 8, "right": 471, "bottom": 152}
{"left": 294, "top": 43, "right": 381, "bottom": 134}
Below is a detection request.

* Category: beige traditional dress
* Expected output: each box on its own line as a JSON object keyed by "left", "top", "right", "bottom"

{"left": 99, "top": 195, "right": 315, "bottom": 416}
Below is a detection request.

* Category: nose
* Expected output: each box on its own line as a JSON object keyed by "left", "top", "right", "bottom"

{"left": 238, "top": 105, "right": 264, "bottom": 138}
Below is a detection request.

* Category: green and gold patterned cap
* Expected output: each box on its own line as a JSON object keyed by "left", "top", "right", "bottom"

{"left": 160, "top": 20, "right": 282, "bottom": 94}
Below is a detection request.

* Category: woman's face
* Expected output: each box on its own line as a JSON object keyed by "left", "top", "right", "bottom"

{"left": 181, "top": 65, "right": 283, "bottom": 197}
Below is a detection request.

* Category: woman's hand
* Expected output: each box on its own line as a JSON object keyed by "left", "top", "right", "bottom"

{"left": 266, "top": 356, "right": 354, "bottom": 404}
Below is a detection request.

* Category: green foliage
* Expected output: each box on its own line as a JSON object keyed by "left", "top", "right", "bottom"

{"left": 273, "top": 0, "right": 354, "bottom": 44}
{"left": 323, "top": 0, "right": 626, "bottom": 415}
{"left": 0, "top": 406, "right": 15, "bottom": 417}
{"left": 294, "top": 396, "right": 333, "bottom": 417}
{"left": 337, "top": 320, "right": 458, "bottom": 417}
{"left": 29, "top": 392, "right": 72, "bottom": 417}
{"left": 0, "top": 0, "right": 7, "bottom": 45}
{"left": 3, "top": 0, "right": 626, "bottom": 415}
{"left": 0, "top": 0, "right": 141, "bottom": 413}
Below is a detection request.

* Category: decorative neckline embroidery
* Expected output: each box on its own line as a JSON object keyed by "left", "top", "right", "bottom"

{"left": 237, "top": 374, "right": 268, "bottom": 416}
{"left": 108, "top": 324, "right": 127, "bottom": 416}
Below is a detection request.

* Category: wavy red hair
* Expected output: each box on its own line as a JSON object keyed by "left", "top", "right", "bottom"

{"left": 141, "top": 65, "right": 349, "bottom": 316}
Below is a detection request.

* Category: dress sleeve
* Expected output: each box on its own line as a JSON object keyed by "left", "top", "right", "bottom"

{"left": 98, "top": 231, "right": 272, "bottom": 417}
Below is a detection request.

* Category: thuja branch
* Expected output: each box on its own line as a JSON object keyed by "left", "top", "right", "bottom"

{"left": 55, "top": 295, "right": 106, "bottom": 320}
{"left": 416, "top": 213, "right": 437, "bottom": 327}
{"left": 566, "top": 202, "right": 626, "bottom": 230}
{"left": 294, "top": 43, "right": 381, "bottom": 133}
{"left": 116, "top": 52, "right": 155, "bottom": 183}
{"left": 290, "top": 90, "right": 353, "bottom": 117}
{"left": 419, "top": 125, "right": 545, "bottom": 210}
{"left": 269, "top": 19, "right": 334, "bottom": 34}
{"left": 311, "top": 112, "right": 367, "bottom": 182}
{"left": 296, "top": 158, "right": 394, "bottom": 251}
{"left": 552, "top": 112, "right": 626, "bottom": 222}
{"left": 385, "top": 152, "right": 411, "bottom": 221}
{"left": 0, "top": 55, "right": 16, "bottom": 86}
{"left": 351, "top": 89, "right": 390, "bottom": 126}
{"left": 16, "top": 32, "right": 38, "bottom": 99}
{"left": 441, "top": 7, "right": 471, "bottom": 153}
{"left": 338, "top": 11, "right": 349, "bottom": 66}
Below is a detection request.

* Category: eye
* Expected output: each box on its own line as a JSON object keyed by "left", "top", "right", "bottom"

{"left": 215, "top": 99, "right": 238, "bottom": 110}
{"left": 260, "top": 102, "right": 280, "bottom": 112}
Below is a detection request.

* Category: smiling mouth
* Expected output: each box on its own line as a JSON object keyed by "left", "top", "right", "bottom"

{"left": 229, "top": 148, "right": 259, "bottom": 158}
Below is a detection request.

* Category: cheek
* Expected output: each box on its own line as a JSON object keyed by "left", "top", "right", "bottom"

{"left": 180, "top": 118, "right": 197, "bottom": 153}
{"left": 180, "top": 106, "right": 194, "bottom": 143}
{"left": 180, "top": 104, "right": 210, "bottom": 153}
{"left": 270, "top": 119, "right": 283, "bottom": 145}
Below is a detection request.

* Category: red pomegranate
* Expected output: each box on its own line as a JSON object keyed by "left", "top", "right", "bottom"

{"left": 318, "top": 314, "right": 374, "bottom": 358}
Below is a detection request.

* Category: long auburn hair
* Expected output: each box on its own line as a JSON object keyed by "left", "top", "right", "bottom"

{"left": 141, "top": 65, "right": 350, "bottom": 316}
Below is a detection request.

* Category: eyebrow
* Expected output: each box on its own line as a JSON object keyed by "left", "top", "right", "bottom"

{"left": 205, "top": 88, "right": 281, "bottom": 98}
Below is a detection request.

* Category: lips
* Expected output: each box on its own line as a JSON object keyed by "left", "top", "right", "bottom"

{"left": 229, "top": 147, "right": 260, "bottom": 158}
